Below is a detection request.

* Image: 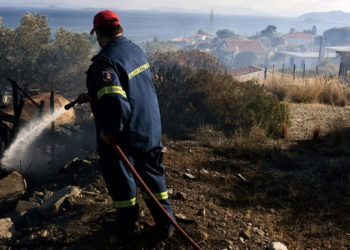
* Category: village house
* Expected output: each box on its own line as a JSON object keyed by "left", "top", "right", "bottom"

{"left": 325, "top": 46, "right": 350, "bottom": 57}
{"left": 283, "top": 32, "right": 316, "bottom": 50}
{"left": 278, "top": 50, "right": 339, "bottom": 70}
{"left": 169, "top": 37, "right": 195, "bottom": 47}
{"left": 214, "top": 38, "right": 267, "bottom": 68}
{"left": 335, "top": 48, "right": 350, "bottom": 81}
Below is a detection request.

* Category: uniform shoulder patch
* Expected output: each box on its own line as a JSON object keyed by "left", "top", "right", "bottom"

{"left": 102, "top": 71, "right": 116, "bottom": 83}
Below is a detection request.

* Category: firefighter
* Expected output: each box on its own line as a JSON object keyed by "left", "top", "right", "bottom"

{"left": 77, "top": 10, "right": 175, "bottom": 237}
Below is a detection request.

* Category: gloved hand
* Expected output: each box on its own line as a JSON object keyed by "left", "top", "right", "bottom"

{"left": 76, "top": 93, "right": 90, "bottom": 104}
{"left": 100, "top": 130, "right": 116, "bottom": 145}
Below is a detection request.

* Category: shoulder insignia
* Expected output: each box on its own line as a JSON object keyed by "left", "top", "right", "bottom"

{"left": 102, "top": 71, "right": 116, "bottom": 82}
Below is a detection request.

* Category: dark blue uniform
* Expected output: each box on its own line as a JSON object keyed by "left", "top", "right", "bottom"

{"left": 86, "top": 35, "right": 174, "bottom": 231}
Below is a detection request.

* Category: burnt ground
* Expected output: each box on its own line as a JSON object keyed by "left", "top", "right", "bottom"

{"left": 1, "top": 104, "right": 350, "bottom": 249}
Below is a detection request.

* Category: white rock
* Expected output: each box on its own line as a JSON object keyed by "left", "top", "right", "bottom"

{"left": 268, "top": 242, "right": 288, "bottom": 250}
{"left": 174, "top": 213, "right": 187, "bottom": 220}
{"left": 183, "top": 173, "right": 196, "bottom": 179}
{"left": 0, "top": 218, "right": 15, "bottom": 240}
{"left": 82, "top": 160, "right": 92, "bottom": 166}
{"left": 40, "top": 230, "right": 48, "bottom": 237}
{"left": 199, "top": 169, "right": 209, "bottom": 175}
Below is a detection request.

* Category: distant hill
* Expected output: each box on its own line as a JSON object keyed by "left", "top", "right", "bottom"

{"left": 299, "top": 11, "right": 350, "bottom": 23}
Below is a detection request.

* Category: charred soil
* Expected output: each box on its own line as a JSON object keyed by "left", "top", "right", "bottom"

{"left": 1, "top": 104, "right": 350, "bottom": 249}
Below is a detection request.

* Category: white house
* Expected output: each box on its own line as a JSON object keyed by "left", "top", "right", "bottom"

{"left": 283, "top": 32, "right": 315, "bottom": 50}
{"left": 279, "top": 51, "right": 338, "bottom": 70}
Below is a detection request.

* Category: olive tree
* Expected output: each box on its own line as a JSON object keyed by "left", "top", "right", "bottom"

{"left": 0, "top": 13, "right": 93, "bottom": 96}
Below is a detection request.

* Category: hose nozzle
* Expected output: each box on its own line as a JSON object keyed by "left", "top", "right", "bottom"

{"left": 64, "top": 100, "right": 77, "bottom": 110}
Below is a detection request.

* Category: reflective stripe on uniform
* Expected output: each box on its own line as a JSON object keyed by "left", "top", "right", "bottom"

{"left": 112, "top": 197, "right": 137, "bottom": 208}
{"left": 142, "top": 191, "right": 168, "bottom": 200}
{"left": 97, "top": 86, "right": 127, "bottom": 100}
{"left": 128, "top": 62, "right": 150, "bottom": 80}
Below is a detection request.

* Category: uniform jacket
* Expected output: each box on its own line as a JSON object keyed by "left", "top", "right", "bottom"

{"left": 86, "top": 35, "right": 162, "bottom": 153}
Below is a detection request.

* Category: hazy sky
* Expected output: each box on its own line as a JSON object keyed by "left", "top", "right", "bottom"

{"left": 2, "top": 0, "right": 350, "bottom": 16}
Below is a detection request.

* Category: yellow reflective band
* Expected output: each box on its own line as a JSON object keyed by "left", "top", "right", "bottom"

{"left": 113, "top": 197, "right": 137, "bottom": 208}
{"left": 97, "top": 86, "right": 127, "bottom": 101}
{"left": 128, "top": 62, "right": 150, "bottom": 80}
{"left": 143, "top": 191, "right": 168, "bottom": 200}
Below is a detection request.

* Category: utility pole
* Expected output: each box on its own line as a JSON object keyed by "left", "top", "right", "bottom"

{"left": 318, "top": 36, "right": 323, "bottom": 67}
{"left": 293, "top": 64, "right": 296, "bottom": 81}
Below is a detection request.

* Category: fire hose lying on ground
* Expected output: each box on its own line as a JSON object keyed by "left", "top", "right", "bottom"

{"left": 65, "top": 100, "right": 202, "bottom": 250}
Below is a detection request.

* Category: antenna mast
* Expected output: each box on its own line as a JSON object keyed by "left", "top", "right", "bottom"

{"left": 209, "top": 7, "right": 214, "bottom": 34}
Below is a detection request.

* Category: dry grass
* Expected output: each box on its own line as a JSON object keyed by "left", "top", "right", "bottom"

{"left": 194, "top": 125, "right": 269, "bottom": 157}
{"left": 230, "top": 125, "right": 268, "bottom": 156}
{"left": 281, "top": 122, "right": 289, "bottom": 139}
{"left": 264, "top": 76, "right": 350, "bottom": 106}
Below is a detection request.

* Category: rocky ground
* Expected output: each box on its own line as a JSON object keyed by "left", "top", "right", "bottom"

{"left": 1, "top": 103, "right": 350, "bottom": 249}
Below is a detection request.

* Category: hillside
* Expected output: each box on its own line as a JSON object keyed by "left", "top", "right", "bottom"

{"left": 299, "top": 10, "right": 350, "bottom": 23}
{"left": 0, "top": 103, "right": 350, "bottom": 249}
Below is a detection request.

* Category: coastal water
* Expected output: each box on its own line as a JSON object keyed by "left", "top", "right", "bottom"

{"left": 0, "top": 7, "right": 349, "bottom": 42}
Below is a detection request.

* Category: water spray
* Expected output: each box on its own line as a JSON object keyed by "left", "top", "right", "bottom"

{"left": 1, "top": 107, "right": 67, "bottom": 172}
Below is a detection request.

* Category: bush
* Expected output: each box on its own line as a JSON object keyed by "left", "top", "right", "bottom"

{"left": 150, "top": 49, "right": 220, "bottom": 74}
{"left": 152, "top": 52, "right": 288, "bottom": 139}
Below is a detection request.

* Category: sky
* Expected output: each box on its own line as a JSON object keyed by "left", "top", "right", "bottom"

{"left": 0, "top": 0, "right": 350, "bottom": 16}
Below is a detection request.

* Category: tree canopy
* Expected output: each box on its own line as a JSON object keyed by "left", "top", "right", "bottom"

{"left": 216, "top": 29, "right": 236, "bottom": 39}
{"left": 258, "top": 25, "right": 284, "bottom": 47}
{"left": 0, "top": 13, "right": 92, "bottom": 96}
{"left": 303, "top": 25, "right": 317, "bottom": 35}
{"left": 260, "top": 25, "right": 277, "bottom": 37}
{"left": 323, "top": 27, "right": 350, "bottom": 46}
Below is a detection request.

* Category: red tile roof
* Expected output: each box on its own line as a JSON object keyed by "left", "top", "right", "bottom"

{"left": 284, "top": 32, "right": 315, "bottom": 39}
{"left": 229, "top": 65, "right": 293, "bottom": 80}
{"left": 221, "top": 39, "right": 267, "bottom": 54}
{"left": 231, "top": 65, "right": 262, "bottom": 76}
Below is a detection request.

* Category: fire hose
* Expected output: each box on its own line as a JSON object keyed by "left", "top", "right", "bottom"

{"left": 64, "top": 100, "right": 202, "bottom": 250}
{"left": 114, "top": 145, "right": 202, "bottom": 250}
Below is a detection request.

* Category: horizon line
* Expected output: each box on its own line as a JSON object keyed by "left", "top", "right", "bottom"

{"left": 0, "top": 4, "right": 347, "bottom": 18}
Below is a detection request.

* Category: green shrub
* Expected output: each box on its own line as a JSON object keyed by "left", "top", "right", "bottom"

{"left": 152, "top": 53, "right": 288, "bottom": 139}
